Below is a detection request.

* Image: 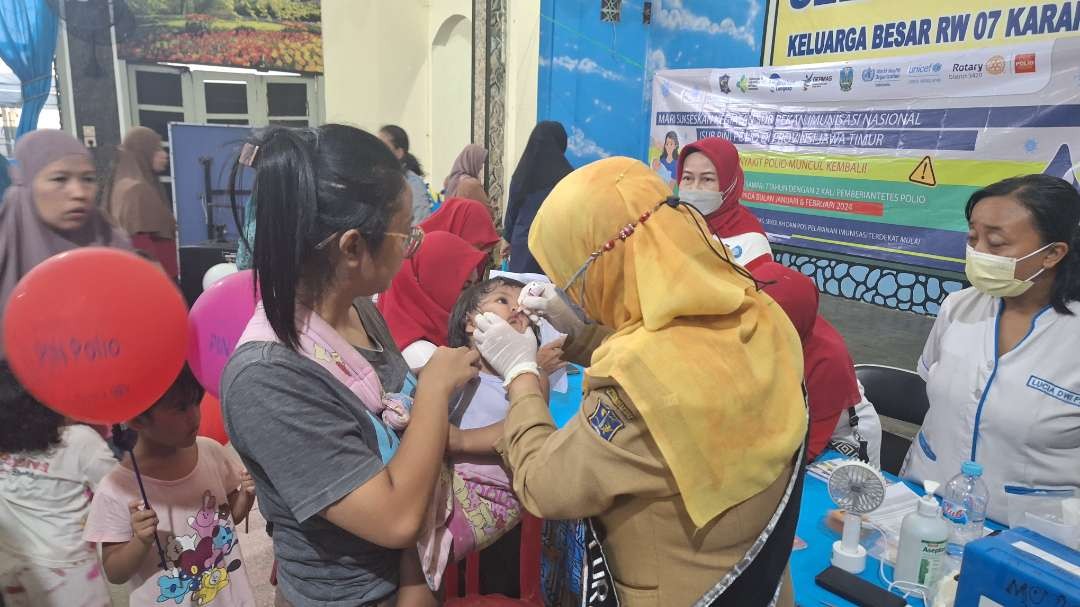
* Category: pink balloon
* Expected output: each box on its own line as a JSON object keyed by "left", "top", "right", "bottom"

{"left": 187, "top": 270, "right": 258, "bottom": 397}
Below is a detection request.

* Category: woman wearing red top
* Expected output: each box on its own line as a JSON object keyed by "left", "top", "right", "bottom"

{"left": 677, "top": 137, "right": 881, "bottom": 463}
{"left": 675, "top": 136, "right": 772, "bottom": 269}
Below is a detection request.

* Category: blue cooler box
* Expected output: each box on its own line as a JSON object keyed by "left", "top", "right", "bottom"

{"left": 955, "top": 528, "right": 1080, "bottom": 607}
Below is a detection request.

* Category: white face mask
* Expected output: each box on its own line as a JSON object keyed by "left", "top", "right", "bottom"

{"left": 964, "top": 243, "right": 1053, "bottom": 298}
{"left": 678, "top": 189, "right": 726, "bottom": 215}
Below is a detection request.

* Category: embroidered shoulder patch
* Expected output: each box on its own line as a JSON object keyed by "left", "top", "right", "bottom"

{"left": 588, "top": 402, "right": 625, "bottom": 442}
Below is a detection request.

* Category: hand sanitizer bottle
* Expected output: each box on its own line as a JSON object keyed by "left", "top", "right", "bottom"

{"left": 895, "top": 481, "right": 949, "bottom": 588}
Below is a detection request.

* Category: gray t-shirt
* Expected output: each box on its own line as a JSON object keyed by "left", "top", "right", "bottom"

{"left": 221, "top": 336, "right": 402, "bottom": 606}
{"left": 352, "top": 297, "right": 410, "bottom": 394}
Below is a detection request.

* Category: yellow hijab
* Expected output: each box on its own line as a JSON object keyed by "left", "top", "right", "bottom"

{"left": 529, "top": 157, "right": 806, "bottom": 527}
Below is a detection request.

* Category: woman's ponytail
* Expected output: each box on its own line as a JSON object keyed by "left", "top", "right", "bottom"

{"left": 378, "top": 124, "right": 424, "bottom": 176}
{"left": 401, "top": 152, "right": 424, "bottom": 178}
{"left": 248, "top": 127, "right": 320, "bottom": 349}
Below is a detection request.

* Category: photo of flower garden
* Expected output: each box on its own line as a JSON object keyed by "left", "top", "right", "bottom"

{"left": 119, "top": 0, "right": 322, "bottom": 74}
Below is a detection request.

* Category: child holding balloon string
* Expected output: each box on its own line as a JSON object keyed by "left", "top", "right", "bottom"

{"left": 83, "top": 366, "right": 258, "bottom": 606}
{"left": 0, "top": 362, "right": 117, "bottom": 607}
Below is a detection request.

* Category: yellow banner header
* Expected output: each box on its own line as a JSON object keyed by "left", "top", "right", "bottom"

{"left": 772, "top": 0, "right": 1080, "bottom": 66}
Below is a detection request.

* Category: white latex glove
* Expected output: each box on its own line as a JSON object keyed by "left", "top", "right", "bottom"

{"left": 517, "top": 281, "right": 584, "bottom": 335}
{"left": 473, "top": 312, "right": 540, "bottom": 386}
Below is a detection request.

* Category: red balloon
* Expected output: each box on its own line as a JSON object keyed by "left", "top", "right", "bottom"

{"left": 3, "top": 248, "right": 188, "bottom": 424}
{"left": 197, "top": 393, "right": 228, "bottom": 444}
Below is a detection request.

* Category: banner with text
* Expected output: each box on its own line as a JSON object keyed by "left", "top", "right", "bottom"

{"left": 772, "top": 0, "right": 1080, "bottom": 66}
{"left": 652, "top": 38, "right": 1080, "bottom": 273}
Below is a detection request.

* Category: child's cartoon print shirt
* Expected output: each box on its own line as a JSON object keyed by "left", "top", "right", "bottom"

{"left": 84, "top": 437, "right": 255, "bottom": 606}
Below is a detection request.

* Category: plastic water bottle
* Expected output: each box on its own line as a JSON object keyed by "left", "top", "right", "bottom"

{"left": 941, "top": 461, "right": 989, "bottom": 561}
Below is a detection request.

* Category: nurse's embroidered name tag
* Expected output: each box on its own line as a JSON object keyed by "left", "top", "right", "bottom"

{"left": 588, "top": 402, "right": 625, "bottom": 442}
{"left": 1027, "top": 375, "right": 1080, "bottom": 407}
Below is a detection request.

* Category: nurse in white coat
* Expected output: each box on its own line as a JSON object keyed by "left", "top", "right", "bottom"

{"left": 902, "top": 174, "right": 1080, "bottom": 523}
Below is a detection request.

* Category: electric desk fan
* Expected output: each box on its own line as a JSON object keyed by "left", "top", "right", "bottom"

{"left": 828, "top": 461, "right": 887, "bottom": 574}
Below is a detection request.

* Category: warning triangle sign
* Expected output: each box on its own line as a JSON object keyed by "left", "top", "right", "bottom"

{"left": 909, "top": 156, "right": 936, "bottom": 186}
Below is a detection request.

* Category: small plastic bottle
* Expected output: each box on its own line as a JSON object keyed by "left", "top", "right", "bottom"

{"left": 895, "top": 490, "right": 949, "bottom": 588}
{"left": 941, "top": 461, "right": 990, "bottom": 561}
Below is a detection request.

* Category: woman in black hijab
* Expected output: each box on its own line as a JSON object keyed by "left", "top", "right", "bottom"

{"left": 503, "top": 121, "right": 573, "bottom": 273}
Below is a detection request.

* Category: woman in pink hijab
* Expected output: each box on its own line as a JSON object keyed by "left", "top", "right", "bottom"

{"left": 443, "top": 143, "right": 492, "bottom": 215}
{"left": 0, "top": 130, "right": 132, "bottom": 355}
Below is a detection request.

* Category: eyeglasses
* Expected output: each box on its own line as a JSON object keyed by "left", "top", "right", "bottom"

{"left": 386, "top": 225, "right": 425, "bottom": 258}
{"left": 314, "top": 225, "right": 424, "bottom": 259}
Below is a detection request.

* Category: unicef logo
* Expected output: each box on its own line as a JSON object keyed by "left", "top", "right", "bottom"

{"left": 909, "top": 62, "right": 943, "bottom": 76}
{"left": 732, "top": 245, "right": 744, "bottom": 258}
{"left": 862, "top": 67, "right": 875, "bottom": 82}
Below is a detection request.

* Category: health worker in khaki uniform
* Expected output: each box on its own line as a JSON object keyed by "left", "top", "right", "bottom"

{"left": 472, "top": 157, "right": 808, "bottom": 607}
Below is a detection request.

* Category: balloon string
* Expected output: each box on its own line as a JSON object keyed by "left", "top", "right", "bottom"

{"left": 127, "top": 448, "right": 169, "bottom": 571}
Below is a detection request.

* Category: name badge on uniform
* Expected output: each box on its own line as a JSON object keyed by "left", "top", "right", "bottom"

{"left": 588, "top": 403, "right": 625, "bottom": 442}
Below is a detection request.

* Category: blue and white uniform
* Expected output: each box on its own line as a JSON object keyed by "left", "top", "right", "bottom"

{"left": 902, "top": 287, "right": 1080, "bottom": 523}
